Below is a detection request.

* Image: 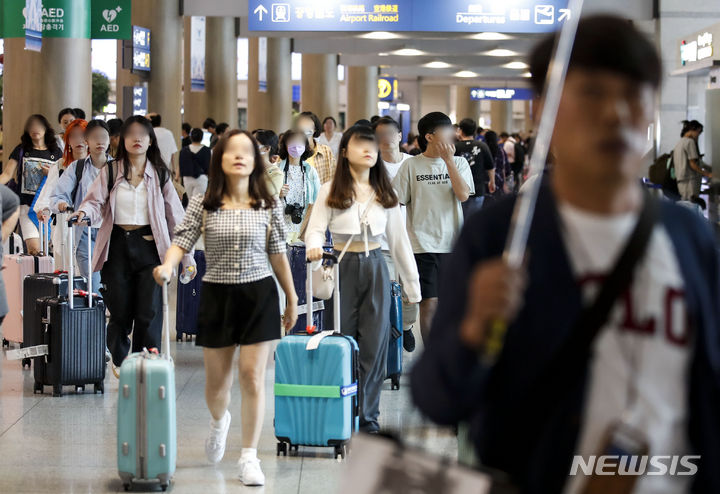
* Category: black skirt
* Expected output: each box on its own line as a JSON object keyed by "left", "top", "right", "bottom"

{"left": 195, "top": 277, "right": 281, "bottom": 347}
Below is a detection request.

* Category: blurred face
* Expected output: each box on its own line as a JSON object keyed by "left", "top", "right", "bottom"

{"left": 550, "top": 69, "right": 655, "bottom": 186}
{"left": 286, "top": 136, "right": 306, "bottom": 159}
{"left": 425, "top": 125, "right": 455, "bottom": 149}
{"left": 323, "top": 119, "right": 335, "bottom": 134}
{"left": 375, "top": 124, "right": 401, "bottom": 149}
{"left": 60, "top": 113, "right": 75, "bottom": 131}
{"left": 221, "top": 134, "right": 256, "bottom": 178}
{"left": 297, "top": 117, "right": 316, "bottom": 140}
{"left": 455, "top": 126, "right": 462, "bottom": 140}
{"left": 87, "top": 128, "right": 110, "bottom": 155}
{"left": 110, "top": 135, "right": 120, "bottom": 149}
{"left": 124, "top": 122, "right": 151, "bottom": 156}
{"left": 67, "top": 127, "right": 87, "bottom": 157}
{"left": 28, "top": 120, "right": 46, "bottom": 142}
{"left": 344, "top": 135, "right": 378, "bottom": 170}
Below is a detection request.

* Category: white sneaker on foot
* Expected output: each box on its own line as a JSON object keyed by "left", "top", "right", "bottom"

{"left": 205, "top": 411, "right": 231, "bottom": 463}
{"left": 238, "top": 457, "right": 265, "bottom": 486}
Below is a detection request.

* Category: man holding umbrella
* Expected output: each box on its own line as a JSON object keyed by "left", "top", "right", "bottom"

{"left": 412, "top": 15, "right": 720, "bottom": 494}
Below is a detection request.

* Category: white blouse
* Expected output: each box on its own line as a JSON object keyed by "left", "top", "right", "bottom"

{"left": 114, "top": 179, "right": 151, "bottom": 226}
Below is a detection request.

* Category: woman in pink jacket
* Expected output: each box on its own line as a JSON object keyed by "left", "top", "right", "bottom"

{"left": 73, "top": 115, "right": 195, "bottom": 373}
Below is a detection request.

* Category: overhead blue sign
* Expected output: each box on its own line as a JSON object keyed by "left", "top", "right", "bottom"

{"left": 132, "top": 25, "right": 151, "bottom": 72}
{"left": 248, "top": 0, "right": 571, "bottom": 33}
{"left": 470, "top": 88, "right": 534, "bottom": 100}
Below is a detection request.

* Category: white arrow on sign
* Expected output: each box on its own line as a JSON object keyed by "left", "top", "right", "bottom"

{"left": 559, "top": 9, "right": 570, "bottom": 22}
{"left": 254, "top": 4, "right": 268, "bottom": 21}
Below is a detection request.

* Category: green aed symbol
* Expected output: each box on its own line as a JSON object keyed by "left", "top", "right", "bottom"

{"left": 91, "top": 0, "right": 131, "bottom": 39}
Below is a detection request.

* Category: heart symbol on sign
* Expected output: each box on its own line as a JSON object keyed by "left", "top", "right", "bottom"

{"left": 103, "top": 9, "right": 117, "bottom": 23}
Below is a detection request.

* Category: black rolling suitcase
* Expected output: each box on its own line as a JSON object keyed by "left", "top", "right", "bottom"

{"left": 33, "top": 219, "right": 106, "bottom": 396}
{"left": 23, "top": 214, "right": 86, "bottom": 369}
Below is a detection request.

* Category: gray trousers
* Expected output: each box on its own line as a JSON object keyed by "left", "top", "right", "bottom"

{"left": 678, "top": 176, "right": 702, "bottom": 201}
{"left": 324, "top": 249, "right": 390, "bottom": 428}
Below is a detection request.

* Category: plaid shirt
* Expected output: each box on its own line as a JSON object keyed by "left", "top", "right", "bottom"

{"left": 307, "top": 142, "right": 336, "bottom": 185}
{"left": 173, "top": 195, "right": 287, "bottom": 284}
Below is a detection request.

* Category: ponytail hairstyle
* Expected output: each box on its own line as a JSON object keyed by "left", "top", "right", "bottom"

{"left": 62, "top": 118, "right": 88, "bottom": 166}
{"left": 680, "top": 120, "right": 703, "bottom": 137}
{"left": 327, "top": 125, "right": 398, "bottom": 210}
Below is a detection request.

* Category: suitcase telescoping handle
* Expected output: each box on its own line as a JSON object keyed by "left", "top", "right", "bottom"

{"left": 38, "top": 215, "right": 50, "bottom": 256}
{"left": 161, "top": 279, "right": 171, "bottom": 360}
{"left": 306, "top": 252, "right": 340, "bottom": 334}
{"left": 67, "top": 215, "right": 92, "bottom": 310}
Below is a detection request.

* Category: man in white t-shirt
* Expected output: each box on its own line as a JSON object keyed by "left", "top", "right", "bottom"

{"left": 412, "top": 15, "right": 720, "bottom": 494}
{"left": 374, "top": 116, "right": 417, "bottom": 351}
{"left": 393, "top": 112, "right": 474, "bottom": 345}
{"left": 148, "top": 113, "right": 178, "bottom": 177}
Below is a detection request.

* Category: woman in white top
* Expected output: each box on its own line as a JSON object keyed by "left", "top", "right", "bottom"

{"left": 317, "top": 116, "right": 343, "bottom": 158}
{"left": 306, "top": 125, "right": 421, "bottom": 433}
{"left": 35, "top": 118, "right": 88, "bottom": 269}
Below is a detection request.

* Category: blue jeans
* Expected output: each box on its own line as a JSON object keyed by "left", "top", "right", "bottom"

{"left": 75, "top": 227, "right": 101, "bottom": 291}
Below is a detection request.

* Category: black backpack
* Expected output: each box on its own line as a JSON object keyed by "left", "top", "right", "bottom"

{"left": 648, "top": 153, "right": 678, "bottom": 195}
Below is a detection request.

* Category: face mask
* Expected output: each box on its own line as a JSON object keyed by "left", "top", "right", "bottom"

{"left": 303, "top": 130, "right": 314, "bottom": 138}
{"left": 288, "top": 144, "right": 305, "bottom": 158}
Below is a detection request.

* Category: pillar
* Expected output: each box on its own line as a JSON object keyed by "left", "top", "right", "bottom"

{"left": 40, "top": 39, "right": 92, "bottom": 122}
{"left": 3, "top": 39, "right": 44, "bottom": 160}
{"left": 146, "top": 0, "right": 183, "bottom": 140}
{"left": 490, "top": 100, "right": 513, "bottom": 133}
{"left": 205, "top": 17, "right": 238, "bottom": 128}
{"left": 300, "top": 54, "right": 338, "bottom": 121}
{"left": 455, "top": 86, "right": 482, "bottom": 125}
{"left": 523, "top": 100, "right": 534, "bottom": 133}
{"left": 116, "top": 0, "right": 152, "bottom": 117}
{"left": 346, "top": 66, "right": 378, "bottom": 126}
{"left": 247, "top": 37, "right": 292, "bottom": 133}
{"left": 182, "top": 16, "right": 207, "bottom": 129}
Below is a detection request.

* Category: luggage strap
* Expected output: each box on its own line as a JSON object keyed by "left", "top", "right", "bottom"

{"left": 5, "top": 345, "right": 49, "bottom": 360}
{"left": 305, "top": 330, "right": 338, "bottom": 350}
{"left": 274, "top": 382, "right": 358, "bottom": 399}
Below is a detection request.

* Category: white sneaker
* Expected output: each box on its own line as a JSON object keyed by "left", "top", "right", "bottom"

{"left": 238, "top": 457, "right": 265, "bottom": 486}
{"left": 205, "top": 411, "right": 231, "bottom": 463}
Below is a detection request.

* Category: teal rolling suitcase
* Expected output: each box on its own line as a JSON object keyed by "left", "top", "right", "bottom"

{"left": 117, "top": 282, "right": 176, "bottom": 491}
{"left": 274, "top": 254, "right": 359, "bottom": 460}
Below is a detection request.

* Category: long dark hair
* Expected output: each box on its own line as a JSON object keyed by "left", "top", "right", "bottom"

{"left": 202, "top": 129, "right": 274, "bottom": 211}
{"left": 20, "top": 114, "right": 61, "bottom": 154}
{"left": 484, "top": 130, "right": 500, "bottom": 159}
{"left": 327, "top": 125, "right": 398, "bottom": 210}
{"left": 116, "top": 115, "right": 168, "bottom": 181}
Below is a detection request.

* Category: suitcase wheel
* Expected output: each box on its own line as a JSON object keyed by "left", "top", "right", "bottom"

{"left": 334, "top": 444, "right": 348, "bottom": 461}
{"left": 161, "top": 484, "right": 168, "bottom": 492}
{"left": 21, "top": 358, "right": 31, "bottom": 369}
{"left": 2, "top": 338, "right": 8, "bottom": 348}
{"left": 75, "top": 385, "right": 85, "bottom": 394}
{"left": 391, "top": 375, "right": 400, "bottom": 391}
{"left": 94, "top": 382, "right": 104, "bottom": 394}
{"left": 33, "top": 381, "right": 43, "bottom": 394}
{"left": 276, "top": 442, "right": 288, "bottom": 457}
{"left": 52, "top": 385, "right": 62, "bottom": 397}
{"left": 289, "top": 444, "right": 299, "bottom": 456}
{"left": 123, "top": 483, "right": 130, "bottom": 492}
{"left": 176, "top": 332, "right": 183, "bottom": 342}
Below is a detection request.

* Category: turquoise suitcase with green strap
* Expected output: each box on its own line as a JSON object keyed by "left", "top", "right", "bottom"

{"left": 117, "top": 282, "right": 176, "bottom": 491}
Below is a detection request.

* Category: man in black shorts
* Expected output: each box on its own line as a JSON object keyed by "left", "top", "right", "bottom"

{"left": 393, "top": 112, "right": 474, "bottom": 343}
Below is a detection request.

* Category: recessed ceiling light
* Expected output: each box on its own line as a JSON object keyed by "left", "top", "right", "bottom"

{"left": 359, "top": 31, "right": 402, "bottom": 40}
{"left": 485, "top": 49, "right": 518, "bottom": 57}
{"left": 424, "top": 61, "right": 451, "bottom": 69}
{"left": 504, "top": 61, "right": 529, "bottom": 69}
{"left": 470, "top": 32, "right": 512, "bottom": 41}
{"left": 392, "top": 48, "right": 426, "bottom": 56}
{"left": 455, "top": 70, "right": 478, "bottom": 78}
{"left": 378, "top": 52, "right": 389, "bottom": 57}
{"left": 521, "top": 72, "right": 532, "bottom": 78}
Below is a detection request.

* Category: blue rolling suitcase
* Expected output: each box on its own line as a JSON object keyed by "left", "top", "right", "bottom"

{"left": 274, "top": 253, "right": 359, "bottom": 459}
{"left": 117, "top": 281, "right": 176, "bottom": 492}
{"left": 386, "top": 281, "right": 403, "bottom": 390}
{"left": 287, "top": 244, "right": 325, "bottom": 334}
{"left": 176, "top": 249, "right": 206, "bottom": 341}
